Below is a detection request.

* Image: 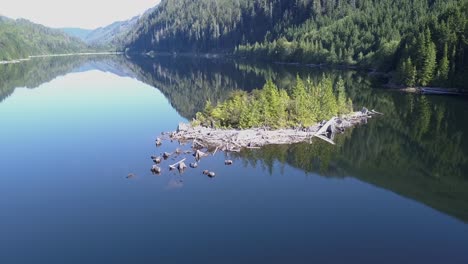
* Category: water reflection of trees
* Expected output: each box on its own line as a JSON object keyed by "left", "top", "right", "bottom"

{"left": 2, "top": 55, "right": 466, "bottom": 222}
{"left": 233, "top": 91, "right": 468, "bottom": 222}
{"left": 0, "top": 57, "right": 87, "bottom": 102}
{"left": 123, "top": 56, "right": 270, "bottom": 119}
{"left": 126, "top": 57, "right": 467, "bottom": 222}
{"left": 0, "top": 55, "right": 131, "bottom": 103}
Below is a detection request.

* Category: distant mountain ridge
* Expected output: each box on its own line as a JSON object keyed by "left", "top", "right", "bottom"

{"left": 60, "top": 5, "right": 159, "bottom": 48}
{"left": 60, "top": 16, "right": 139, "bottom": 47}
{"left": 60, "top": 28, "right": 93, "bottom": 41}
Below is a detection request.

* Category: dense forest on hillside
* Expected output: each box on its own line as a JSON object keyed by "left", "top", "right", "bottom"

{"left": 0, "top": 16, "right": 89, "bottom": 61}
{"left": 123, "top": 0, "right": 467, "bottom": 88}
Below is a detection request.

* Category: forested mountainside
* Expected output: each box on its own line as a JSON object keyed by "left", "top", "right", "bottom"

{"left": 0, "top": 16, "right": 89, "bottom": 61}
{"left": 123, "top": 0, "right": 467, "bottom": 88}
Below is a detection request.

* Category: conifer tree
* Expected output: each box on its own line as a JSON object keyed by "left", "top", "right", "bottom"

{"left": 336, "top": 77, "right": 348, "bottom": 115}
{"left": 437, "top": 43, "right": 449, "bottom": 83}
{"left": 403, "top": 57, "right": 416, "bottom": 87}
{"left": 318, "top": 77, "right": 338, "bottom": 120}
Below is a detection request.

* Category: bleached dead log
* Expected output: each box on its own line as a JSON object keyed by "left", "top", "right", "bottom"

{"left": 169, "top": 158, "right": 187, "bottom": 170}
{"left": 178, "top": 161, "right": 187, "bottom": 171}
{"left": 314, "top": 134, "right": 336, "bottom": 145}
{"left": 316, "top": 117, "right": 336, "bottom": 136}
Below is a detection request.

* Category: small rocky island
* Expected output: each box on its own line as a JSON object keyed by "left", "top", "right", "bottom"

{"left": 168, "top": 108, "right": 380, "bottom": 152}
{"left": 161, "top": 77, "right": 382, "bottom": 152}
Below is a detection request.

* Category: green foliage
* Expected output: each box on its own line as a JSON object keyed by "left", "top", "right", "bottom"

{"left": 397, "top": 57, "right": 417, "bottom": 87}
{"left": 197, "top": 76, "right": 353, "bottom": 129}
{"left": 436, "top": 44, "right": 450, "bottom": 83}
{"left": 336, "top": 77, "right": 352, "bottom": 115}
{"left": 123, "top": 0, "right": 466, "bottom": 88}
{"left": 393, "top": 2, "right": 468, "bottom": 87}
{"left": 0, "top": 16, "right": 90, "bottom": 61}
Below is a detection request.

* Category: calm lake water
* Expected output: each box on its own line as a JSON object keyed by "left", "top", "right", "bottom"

{"left": 0, "top": 55, "right": 467, "bottom": 263}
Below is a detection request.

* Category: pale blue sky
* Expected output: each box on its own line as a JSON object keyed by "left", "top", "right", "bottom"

{"left": 0, "top": 0, "right": 160, "bottom": 29}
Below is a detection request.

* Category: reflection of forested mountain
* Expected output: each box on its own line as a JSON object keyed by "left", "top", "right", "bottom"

{"left": 123, "top": 56, "right": 268, "bottom": 119}
{"left": 235, "top": 91, "right": 468, "bottom": 222}
{"left": 1, "top": 55, "right": 466, "bottom": 222}
{"left": 0, "top": 55, "right": 132, "bottom": 103}
{"left": 127, "top": 57, "right": 467, "bottom": 221}
{"left": 0, "top": 57, "right": 83, "bottom": 102}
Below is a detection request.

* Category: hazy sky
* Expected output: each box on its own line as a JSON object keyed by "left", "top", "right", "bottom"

{"left": 0, "top": 0, "right": 160, "bottom": 29}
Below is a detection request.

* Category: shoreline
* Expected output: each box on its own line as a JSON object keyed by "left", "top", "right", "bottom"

{"left": 0, "top": 51, "right": 123, "bottom": 65}
{"left": 163, "top": 109, "right": 382, "bottom": 152}
{"left": 383, "top": 84, "right": 468, "bottom": 96}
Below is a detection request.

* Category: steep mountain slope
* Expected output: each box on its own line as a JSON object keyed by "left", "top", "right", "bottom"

{"left": 0, "top": 16, "right": 89, "bottom": 61}
{"left": 122, "top": 0, "right": 467, "bottom": 87}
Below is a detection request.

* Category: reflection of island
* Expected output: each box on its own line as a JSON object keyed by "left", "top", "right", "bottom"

{"left": 127, "top": 57, "right": 467, "bottom": 222}
{"left": 2, "top": 55, "right": 467, "bottom": 223}
{"left": 236, "top": 93, "right": 468, "bottom": 222}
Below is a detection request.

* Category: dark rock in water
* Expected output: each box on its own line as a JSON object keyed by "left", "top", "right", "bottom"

{"left": 224, "top": 160, "right": 233, "bottom": 165}
{"left": 202, "top": 170, "right": 209, "bottom": 175}
{"left": 207, "top": 172, "right": 216, "bottom": 178}
{"left": 126, "top": 173, "right": 135, "bottom": 179}
{"left": 155, "top": 137, "right": 162, "bottom": 146}
{"left": 163, "top": 152, "right": 171, "bottom": 159}
{"left": 151, "top": 165, "right": 161, "bottom": 174}
{"left": 194, "top": 149, "right": 207, "bottom": 161}
{"left": 190, "top": 162, "right": 198, "bottom": 168}
{"left": 152, "top": 156, "right": 162, "bottom": 164}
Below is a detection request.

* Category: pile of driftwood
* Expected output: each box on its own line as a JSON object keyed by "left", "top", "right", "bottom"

{"left": 163, "top": 107, "right": 382, "bottom": 152}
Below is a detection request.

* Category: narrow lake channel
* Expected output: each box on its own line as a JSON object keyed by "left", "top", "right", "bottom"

{"left": 1, "top": 55, "right": 467, "bottom": 263}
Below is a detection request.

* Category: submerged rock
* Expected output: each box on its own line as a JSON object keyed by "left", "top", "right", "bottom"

{"left": 151, "top": 165, "right": 161, "bottom": 174}
{"left": 224, "top": 160, "right": 233, "bottom": 165}
{"left": 155, "top": 137, "right": 162, "bottom": 146}
{"left": 190, "top": 162, "right": 198, "bottom": 168}
{"left": 152, "top": 156, "right": 162, "bottom": 164}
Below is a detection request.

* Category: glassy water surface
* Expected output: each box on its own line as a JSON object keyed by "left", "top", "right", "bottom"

{"left": 0, "top": 55, "right": 467, "bottom": 263}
